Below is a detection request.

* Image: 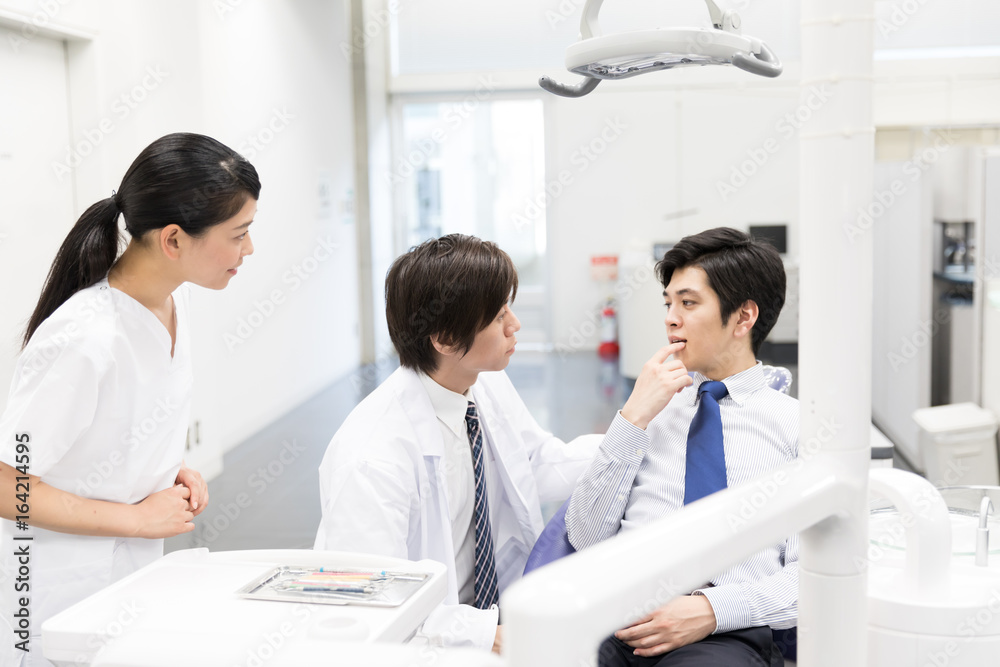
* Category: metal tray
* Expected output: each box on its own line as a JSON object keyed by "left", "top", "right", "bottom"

{"left": 235, "top": 565, "right": 431, "bottom": 607}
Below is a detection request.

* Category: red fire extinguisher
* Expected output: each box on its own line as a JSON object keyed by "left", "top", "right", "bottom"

{"left": 598, "top": 300, "right": 619, "bottom": 359}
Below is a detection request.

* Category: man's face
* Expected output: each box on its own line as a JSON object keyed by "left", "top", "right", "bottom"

{"left": 662, "top": 265, "right": 742, "bottom": 377}
{"left": 455, "top": 304, "right": 521, "bottom": 374}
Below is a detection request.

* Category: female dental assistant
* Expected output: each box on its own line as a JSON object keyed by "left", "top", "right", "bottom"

{"left": 0, "top": 133, "right": 260, "bottom": 667}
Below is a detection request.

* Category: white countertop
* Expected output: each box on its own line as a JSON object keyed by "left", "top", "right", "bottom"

{"left": 42, "top": 548, "right": 450, "bottom": 666}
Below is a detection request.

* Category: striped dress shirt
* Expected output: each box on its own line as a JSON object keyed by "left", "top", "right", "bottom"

{"left": 565, "top": 361, "right": 799, "bottom": 632}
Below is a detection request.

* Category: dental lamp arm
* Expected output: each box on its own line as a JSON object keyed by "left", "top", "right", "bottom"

{"left": 504, "top": 460, "right": 849, "bottom": 667}
{"left": 732, "top": 41, "right": 783, "bottom": 78}
{"left": 696, "top": 532, "right": 799, "bottom": 633}
{"left": 538, "top": 75, "right": 601, "bottom": 98}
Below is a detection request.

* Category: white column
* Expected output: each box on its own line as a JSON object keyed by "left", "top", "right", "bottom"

{"left": 797, "top": 0, "right": 875, "bottom": 664}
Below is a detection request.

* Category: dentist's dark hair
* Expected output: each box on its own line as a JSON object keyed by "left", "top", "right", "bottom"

{"left": 24, "top": 132, "right": 261, "bottom": 346}
{"left": 656, "top": 226, "right": 785, "bottom": 355}
{"left": 386, "top": 234, "right": 518, "bottom": 375}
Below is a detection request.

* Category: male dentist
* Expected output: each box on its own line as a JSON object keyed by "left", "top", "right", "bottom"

{"left": 315, "top": 234, "right": 599, "bottom": 653}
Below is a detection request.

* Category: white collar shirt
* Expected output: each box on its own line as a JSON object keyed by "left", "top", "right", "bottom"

{"left": 418, "top": 372, "right": 483, "bottom": 607}
{"left": 565, "top": 362, "right": 799, "bottom": 633}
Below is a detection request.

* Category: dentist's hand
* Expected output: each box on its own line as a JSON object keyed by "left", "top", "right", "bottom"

{"left": 620, "top": 343, "right": 692, "bottom": 430}
{"left": 492, "top": 625, "right": 503, "bottom": 654}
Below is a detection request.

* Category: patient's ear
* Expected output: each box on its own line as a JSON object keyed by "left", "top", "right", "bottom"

{"left": 732, "top": 300, "right": 759, "bottom": 341}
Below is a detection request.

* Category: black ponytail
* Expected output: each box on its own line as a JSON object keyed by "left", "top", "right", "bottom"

{"left": 23, "top": 132, "right": 261, "bottom": 346}
{"left": 23, "top": 198, "right": 122, "bottom": 346}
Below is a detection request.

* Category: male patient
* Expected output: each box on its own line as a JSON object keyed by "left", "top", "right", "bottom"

{"left": 566, "top": 227, "right": 796, "bottom": 667}
{"left": 315, "top": 234, "right": 597, "bottom": 653}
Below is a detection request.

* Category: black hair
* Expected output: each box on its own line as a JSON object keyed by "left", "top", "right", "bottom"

{"left": 24, "top": 132, "right": 261, "bottom": 346}
{"left": 655, "top": 227, "right": 785, "bottom": 355}
{"left": 385, "top": 234, "right": 518, "bottom": 375}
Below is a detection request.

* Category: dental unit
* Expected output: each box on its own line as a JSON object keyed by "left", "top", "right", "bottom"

{"left": 507, "top": 1, "right": 1000, "bottom": 665}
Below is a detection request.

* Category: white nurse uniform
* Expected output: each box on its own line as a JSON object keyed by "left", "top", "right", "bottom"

{"left": 0, "top": 278, "right": 193, "bottom": 666}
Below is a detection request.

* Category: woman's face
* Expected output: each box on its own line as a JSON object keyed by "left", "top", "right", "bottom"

{"left": 181, "top": 197, "right": 256, "bottom": 290}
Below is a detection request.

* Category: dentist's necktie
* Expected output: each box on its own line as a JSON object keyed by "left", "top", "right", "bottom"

{"left": 683, "top": 381, "right": 730, "bottom": 505}
{"left": 465, "top": 401, "right": 500, "bottom": 609}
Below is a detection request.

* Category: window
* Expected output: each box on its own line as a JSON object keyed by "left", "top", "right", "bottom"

{"left": 398, "top": 98, "right": 546, "bottom": 285}
{"left": 395, "top": 97, "right": 548, "bottom": 343}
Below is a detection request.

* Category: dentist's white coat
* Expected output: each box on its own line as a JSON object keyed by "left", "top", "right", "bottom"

{"left": 314, "top": 366, "right": 600, "bottom": 650}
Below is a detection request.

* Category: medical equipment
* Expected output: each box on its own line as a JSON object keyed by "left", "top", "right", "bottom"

{"left": 867, "top": 485, "right": 1000, "bottom": 665}
{"left": 236, "top": 565, "right": 432, "bottom": 606}
{"left": 507, "top": 0, "right": 876, "bottom": 664}
{"left": 42, "top": 549, "right": 448, "bottom": 666}
{"left": 539, "top": 0, "right": 783, "bottom": 98}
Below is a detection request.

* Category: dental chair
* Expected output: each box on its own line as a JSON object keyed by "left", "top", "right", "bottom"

{"left": 522, "top": 365, "right": 798, "bottom": 661}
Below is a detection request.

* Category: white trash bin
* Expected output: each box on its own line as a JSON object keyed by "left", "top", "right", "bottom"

{"left": 912, "top": 403, "right": 999, "bottom": 486}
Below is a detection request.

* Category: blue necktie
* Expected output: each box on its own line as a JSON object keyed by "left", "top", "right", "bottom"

{"left": 465, "top": 401, "right": 499, "bottom": 609}
{"left": 683, "top": 381, "right": 729, "bottom": 505}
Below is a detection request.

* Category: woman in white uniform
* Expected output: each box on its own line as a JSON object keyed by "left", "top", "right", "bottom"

{"left": 0, "top": 133, "right": 260, "bottom": 666}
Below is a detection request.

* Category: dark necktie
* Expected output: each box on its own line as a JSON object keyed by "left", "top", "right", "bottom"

{"left": 465, "top": 401, "right": 499, "bottom": 609}
{"left": 683, "top": 381, "right": 730, "bottom": 505}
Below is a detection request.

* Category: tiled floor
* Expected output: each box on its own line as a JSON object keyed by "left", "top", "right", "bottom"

{"left": 166, "top": 351, "right": 802, "bottom": 554}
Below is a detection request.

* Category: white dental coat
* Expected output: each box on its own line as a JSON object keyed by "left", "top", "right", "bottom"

{"left": 0, "top": 279, "right": 192, "bottom": 667}
{"left": 314, "top": 367, "right": 600, "bottom": 650}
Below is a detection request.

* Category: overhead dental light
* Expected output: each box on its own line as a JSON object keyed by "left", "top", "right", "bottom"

{"left": 540, "top": 0, "right": 783, "bottom": 97}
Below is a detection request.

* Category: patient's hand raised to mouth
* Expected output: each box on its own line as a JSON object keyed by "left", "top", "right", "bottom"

{"left": 620, "top": 342, "right": 692, "bottom": 430}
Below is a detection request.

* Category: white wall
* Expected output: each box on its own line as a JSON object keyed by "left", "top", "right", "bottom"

{"left": 982, "top": 153, "right": 1000, "bottom": 430}
{"left": 871, "top": 162, "right": 933, "bottom": 466}
{"left": 544, "top": 77, "right": 800, "bottom": 350}
{"left": 190, "top": 1, "right": 359, "bottom": 474}
{"left": 0, "top": 21, "right": 75, "bottom": 411}
{"left": 386, "top": 1, "right": 1000, "bottom": 351}
{"left": 0, "top": 0, "right": 358, "bottom": 477}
